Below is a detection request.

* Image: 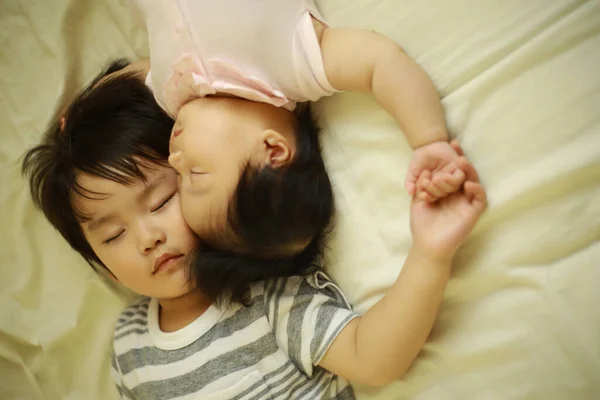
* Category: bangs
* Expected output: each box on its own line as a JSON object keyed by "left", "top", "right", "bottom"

{"left": 58, "top": 71, "right": 174, "bottom": 223}
{"left": 62, "top": 70, "right": 173, "bottom": 219}
{"left": 76, "top": 149, "right": 167, "bottom": 187}
{"left": 70, "top": 153, "right": 168, "bottom": 222}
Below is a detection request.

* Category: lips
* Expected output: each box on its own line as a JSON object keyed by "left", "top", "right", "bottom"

{"left": 153, "top": 253, "right": 183, "bottom": 274}
{"left": 169, "top": 136, "right": 177, "bottom": 154}
{"left": 168, "top": 128, "right": 181, "bottom": 153}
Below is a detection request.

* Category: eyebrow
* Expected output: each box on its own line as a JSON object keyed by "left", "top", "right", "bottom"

{"left": 86, "top": 214, "right": 118, "bottom": 232}
{"left": 138, "top": 172, "right": 169, "bottom": 202}
{"left": 85, "top": 172, "right": 170, "bottom": 232}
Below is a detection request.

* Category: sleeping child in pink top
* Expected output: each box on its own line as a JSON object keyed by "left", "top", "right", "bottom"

{"left": 34, "top": 0, "right": 472, "bottom": 303}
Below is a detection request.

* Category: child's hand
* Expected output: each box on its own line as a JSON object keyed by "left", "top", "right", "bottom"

{"left": 405, "top": 140, "right": 465, "bottom": 202}
{"left": 410, "top": 152, "right": 487, "bottom": 262}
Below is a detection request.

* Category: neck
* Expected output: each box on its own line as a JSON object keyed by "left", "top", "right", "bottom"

{"left": 157, "top": 289, "right": 212, "bottom": 333}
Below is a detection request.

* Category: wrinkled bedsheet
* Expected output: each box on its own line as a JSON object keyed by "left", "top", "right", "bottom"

{"left": 1, "top": 0, "right": 599, "bottom": 399}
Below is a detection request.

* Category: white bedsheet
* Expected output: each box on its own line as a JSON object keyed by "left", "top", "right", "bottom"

{"left": 1, "top": 0, "right": 598, "bottom": 399}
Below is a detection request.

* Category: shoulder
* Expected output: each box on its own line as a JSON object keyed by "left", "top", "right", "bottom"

{"left": 261, "top": 272, "right": 352, "bottom": 309}
{"left": 311, "top": 17, "right": 326, "bottom": 45}
{"left": 113, "top": 297, "right": 151, "bottom": 338}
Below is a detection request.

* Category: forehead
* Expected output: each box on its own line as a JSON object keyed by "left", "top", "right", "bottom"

{"left": 72, "top": 165, "right": 174, "bottom": 218}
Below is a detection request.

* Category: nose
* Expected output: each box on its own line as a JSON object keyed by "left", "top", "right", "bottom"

{"left": 137, "top": 219, "right": 166, "bottom": 254}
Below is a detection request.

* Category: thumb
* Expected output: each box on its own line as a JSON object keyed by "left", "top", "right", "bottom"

{"left": 450, "top": 139, "right": 464, "bottom": 157}
{"left": 464, "top": 181, "right": 487, "bottom": 214}
{"left": 405, "top": 177, "right": 417, "bottom": 195}
{"left": 405, "top": 154, "right": 425, "bottom": 194}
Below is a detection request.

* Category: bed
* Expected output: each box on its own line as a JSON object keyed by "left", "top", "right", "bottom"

{"left": 1, "top": 0, "right": 598, "bottom": 399}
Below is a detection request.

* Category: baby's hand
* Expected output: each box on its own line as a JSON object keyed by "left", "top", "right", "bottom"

{"left": 410, "top": 154, "right": 487, "bottom": 261}
{"left": 405, "top": 140, "right": 466, "bottom": 202}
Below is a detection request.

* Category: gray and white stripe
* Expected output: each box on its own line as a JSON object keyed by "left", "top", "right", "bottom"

{"left": 112, "top": 273, "right": 358, "bottom": 399}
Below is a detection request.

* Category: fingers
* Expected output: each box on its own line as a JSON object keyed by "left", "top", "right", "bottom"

{"left": 450, "top": 139, "right": 464, "bottom": 157}
{"left": 432, "top": 174, "right": 457, "bottom": 193}
{"left": 421, "top": 178, "right": 445, "bottom": 199}
{"left": 417, "top": 176, "right": 455, "bottom": 203}
{"left": 464, "top": 181, "right": 488, "bottom": 213}
{"left": 409, "top": 140, "right": 480, "bottom": 202}
{"left": 416, "top": 170, "right": 438, "bottom": 202}
{"left": 456, "top": 156, "right": 480, "bottom": 183}
{"left": 448, "top": 167, "right": 466, "bottom": 187}
{"left": 418, "top": 161, "right": 465, "bottom": 201}
{"left": 449, "top": 141, "right": 480, "bottom": 183}
{"left": 417, "top": 162, "right": 481, "bottom": 204}
{"left": 418, "top": 190, "right": 438, "bottom": 202}
{"left": 406, "top": 153, "right": 426, "bottom": 195}
{"left": 433, "top": 168, "right": 465, "bottom": 193}
{"left": 418, "top": 190, "right": 437, "bottom": 203}
{"left": 405, "top": 173, "right": 417, "bottom": 196}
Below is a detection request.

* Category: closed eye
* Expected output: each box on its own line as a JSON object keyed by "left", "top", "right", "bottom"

{"left": 103, "top": 231, "right": 124, "bottom": 245}
{"left": 152, "top": 192, "right": 176, "bottom": 212}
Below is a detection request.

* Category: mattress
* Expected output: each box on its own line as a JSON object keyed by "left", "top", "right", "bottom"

{"left": 1, "top": 0, "right": 598, "bottom": 399}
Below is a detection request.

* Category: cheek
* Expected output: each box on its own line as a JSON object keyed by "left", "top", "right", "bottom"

{"left": 182, "top": 130, "right": 212, "bottom": 159}
{"left": 167, "top": 195, "right": 198, "bottom": 241}
{"left": 92, "top": 246, "right": 135, "bottom": 281}
{"left": 194, "top": 133, "right": 235, "bottom": 165}
{"left": 180, "top": 192, "right": 204, "bottom": 236}
{"left": 84, "top": 236, "right": 114, "bottom": 270}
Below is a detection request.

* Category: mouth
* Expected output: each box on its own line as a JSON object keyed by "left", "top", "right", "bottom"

{"left": 168, "top": 129, "right": 181, "bottom": 153}
{"left": 169, "top": 128, "right": 182, "bottom": 151}
{"left": 153, "top": 253, "right": 184, "bottom": 275}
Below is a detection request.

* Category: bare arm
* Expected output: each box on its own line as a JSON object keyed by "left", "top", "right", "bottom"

{"left": 318, "top": 248, "right": 451, "bottom": 386}
{"left": 318, "top": 26, "right": 447, "bottom": 149}
{"left": 317, "top": 146, "right": 487, "bottom": 386}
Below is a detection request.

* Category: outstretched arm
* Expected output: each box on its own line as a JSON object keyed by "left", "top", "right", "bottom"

{"left": 318, "top": 26, "right": 447, "bottom": 149}
{"left": 318, "top": 143, "right": 487, "bottom": 386}
{"left": 317, "top": 26, "right": 464, "bottom": 200}
{"left": 319, "top": 247, "right": 452, "bottom": 386}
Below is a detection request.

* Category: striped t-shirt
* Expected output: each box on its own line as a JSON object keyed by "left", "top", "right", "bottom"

{"left": 111, "top": 272, "right": 358, "bottom": 399}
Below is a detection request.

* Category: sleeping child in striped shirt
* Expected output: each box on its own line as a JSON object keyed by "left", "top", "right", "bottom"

{"left": 23, "top": 62, "right": 486, "bottom": 398}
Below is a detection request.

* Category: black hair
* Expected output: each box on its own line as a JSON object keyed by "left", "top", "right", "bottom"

{"left": 23, "top": 58, "right": 334, "bottom": 305}
{"left": 189, "top": 104, "right": 335, "bottom": 306}
{"left": 22, "top": 59, "right": 175, "bottom": 269}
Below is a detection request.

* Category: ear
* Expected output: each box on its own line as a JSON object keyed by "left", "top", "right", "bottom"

{"left": 262, "top": 129, "right": 294, "bottom": 168}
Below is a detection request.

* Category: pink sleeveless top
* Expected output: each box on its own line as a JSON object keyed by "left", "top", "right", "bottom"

{"left": 130, "top": 0, "right": 338, "bottom": 117}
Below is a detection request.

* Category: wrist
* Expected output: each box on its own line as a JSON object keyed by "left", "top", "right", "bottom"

{"left": 408, "top": 246, "right": 453, "bottom": 270}
{"left": 411, "top": 130, "right": 449, "bottom": 149}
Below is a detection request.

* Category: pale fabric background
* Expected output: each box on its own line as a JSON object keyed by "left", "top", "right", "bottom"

{"left": 1, "top": 0, "right": 599, "bottom": 399}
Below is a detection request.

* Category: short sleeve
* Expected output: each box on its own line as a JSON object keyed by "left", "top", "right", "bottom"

{"left": 263, "top": 272, "right": 359, "bottom": 377}
{"left": 292, "top": 10, "right": 340, "bottom": 102}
